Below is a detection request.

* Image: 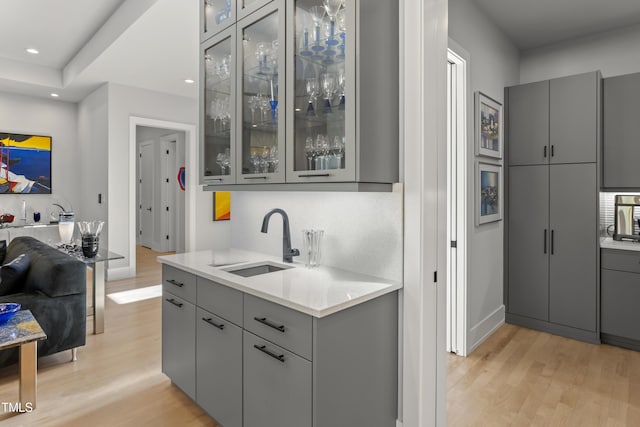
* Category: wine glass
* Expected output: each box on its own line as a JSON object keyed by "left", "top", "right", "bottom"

{"left": 298, "top": 10, "right": 313, "bottom": 57}
{"left": 269, "top": 146, "right": 279, "bottom": 173}
{"left": 222, "top": 148, "right": 231, "bottom": 175}
{"left": 310, "top": 6, "right": 326, "bottom": 53}
{"left": 305, "top": 137, "right": 315, "bottom": 170}
{"left": 321, "top": 72, "right": 337, "bottom": 113}
{"left": 337, "top": 67, "right": 346, "bottom": 110}
{"left": 216, "top": 152, "right": 226, "bottom": 175}
{"left": 260, "top": 94, "right": 270, "bottom": 122}
{"left": 323, "top": 0, "right": 343, "bottom": 47}
{"left": 305, "top": 78, "right": 319, "bottom": 116}
{"left": 260, "top": 147, "right": 270, "bottom": 173}
{"left": 255, "top": 42, "right": 268, "bottom": 74}
{"left": 336, "top": 8, "right": 347, "bottom": 60}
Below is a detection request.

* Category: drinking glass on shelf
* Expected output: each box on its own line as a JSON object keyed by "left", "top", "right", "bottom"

{"left": 321, "top": 20, "right": 336, "bottom": 64}
{"left": 321, "top": 72, "right": 337, "bottom": 113}
{"left": 250, "top": 150, "right": 261, "bottom": 173}
{"left": 310, "top": 6, "right": 326, "bottom": 53}
{"left": 260, "top": 95, "right": 270, "bottom": 122}
{"left": 255, "top": 42, "right": 268, "bottom": 74}
{"left": 336, "top": 8, "right": 347, "bottom": 60}
{"left": 337, "top": 67, "right": 346, "bottom": 110}
{"left": 248, "top": 95, "right": 258, "bottom": 124}
{"left": 216, "top": 152, "right": 226, "bottom": 175}
{"left": 269, "top": 146, "right": 279, "bottom": 173}
{"left": 305, "top": 137, "right": 315, "bottom": 170}
{"left": 298, "top": 11, "right": 313, "bottom": 57}
{"left": 260, "top": 147, "right": 270, "bottom": 173}
{"left": 323, "top": 0, "right": 343, "bottom": 47}
{"left": 305, "top": 78, "right": 319, "bottom": 116}
{"left": 222, "top": 148, "right": 231, "bottom": 174}
{"left": 332, "top": 136, "right": 344, "bottom": 169}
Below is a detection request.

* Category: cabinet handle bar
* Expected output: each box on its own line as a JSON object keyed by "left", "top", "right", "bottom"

{"left": 243, "top": 176, "right": 268, "bottom": 180}
{"left": 202, "top": 317, "right": 225, "bottom": 330}
{"left": 254, "top": 344, "right": 285, "bottom": 363}
{"left": 166, "top": 298, "right": 183, "bottom": 308}
{"left": 551, "top": 230, "right": 555, "bottom": 255}
{"left": 254, "top": 316, "right": 286, "bottom": 333}
{"left": 544, "top": 229, "right": 547, "bottom": 254}
{"left": 166, "top": 279, "right": 184, "bottom": 287}
{"left": 299, "top": 173, "right": 331, "bottom": 178}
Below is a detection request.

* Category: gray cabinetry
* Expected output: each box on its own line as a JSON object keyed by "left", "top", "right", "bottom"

{"left": 162, "top": 293, "right": 196, "bottom": 399}
{"left": 508, "top": 80, "right": 549, "bottom": 166}
{"left": 549, "top": 164, "right": 597, "bottom": 331}
{"left": 196, "top": 308, "right": 243, "bottom": 427}
{"left": 601, "top": 249, "right": 640, "bottom": 349}
{"left": 506, "top": 72, "right": 600, "bottom": 343}
{"left": 508, "top": 165, "right": 549, "bottom": 321}
{"left": 243, "top": 331, "right": 312, "bottom": 427}
{"left": 603, "top": 72, "right": 640, "bottom": 189}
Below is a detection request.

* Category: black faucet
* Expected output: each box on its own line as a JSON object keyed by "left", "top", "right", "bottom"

{"left": 261, "top": 208, "right": 300, "bottom": 263}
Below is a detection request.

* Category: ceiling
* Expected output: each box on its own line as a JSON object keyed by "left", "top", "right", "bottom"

{"left": 473, "top": 0, "right": 640, "bottom": 50}
{"left": 4, "top": 0, "right": 640, "bottom": 103}
{"left": 0, "top": 0, "right": 198, "bottom": 102}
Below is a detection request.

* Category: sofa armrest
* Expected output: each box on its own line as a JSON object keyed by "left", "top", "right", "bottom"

{"left": 6, "top": 237, "right": 86, "bottom": 298}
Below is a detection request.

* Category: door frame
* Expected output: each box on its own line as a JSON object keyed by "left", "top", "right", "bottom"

{"left": 127, "top": 117, "right": 197, "bottom": 277}
{"left": 447, "top": 42, "right": 469, "bottom": 356}
{"left": 138, "top": 139, "right": 156, "bottom": 249}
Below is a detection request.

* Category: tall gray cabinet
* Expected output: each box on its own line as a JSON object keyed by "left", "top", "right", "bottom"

{"left": 506, "top": 71, "right": 601, "bottom": 343}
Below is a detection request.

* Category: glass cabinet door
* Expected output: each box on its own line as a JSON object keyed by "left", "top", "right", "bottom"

{"left": 286, "top": 0, "right": 355, "bottom": 182}
{"left": 202, "top": 0, "right": 236, "bottom": 41}
{"left": 201, "top": 28, "right": 236, "bottom": 185}
{"left": 237, "top": 0, "right": 273, "bottom": 20}
{"left": 236, "top": 0, "right": 285, "bottom": 183}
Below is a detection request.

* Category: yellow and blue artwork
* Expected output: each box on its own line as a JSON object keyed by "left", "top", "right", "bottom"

{"left": 213, "top": 191, "right": 230, "bottom": 221}
{"left": 0, "top": 133, "right": 51, "bottom": 194}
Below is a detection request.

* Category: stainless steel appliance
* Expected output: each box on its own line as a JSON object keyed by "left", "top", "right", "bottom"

{"left": 614, "top": 195, "right": 640, "bottom": 241}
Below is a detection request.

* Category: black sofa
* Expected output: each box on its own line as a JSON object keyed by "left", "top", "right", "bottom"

{"left": 0, "top": 236, "right": 86, "bottom": 367}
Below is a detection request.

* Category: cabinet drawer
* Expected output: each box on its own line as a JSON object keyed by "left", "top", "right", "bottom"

{"left": 197, "top": 277, "right": 243, "bottom": 326}
{"left": 601, "top": 269, "right": 640, "bottom": 340}
{"left": 601, "top": 249, "right": 640, "bottom": 274}
{"left": 244, "top": 294, "right": 312, "bottom": 360}
{"left": 163, "top": 265, "right": 197, "bottom": 303}
{"left": 243, "top": 331, "right": 312, "bottom": 427}
{"left": 162, "top": 292, "right": 196, "bottom": 399}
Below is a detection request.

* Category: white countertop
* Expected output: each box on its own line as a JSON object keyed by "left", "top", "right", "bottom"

{"left": 600, "top": 237, "right": 640, "bottom": 252}
{"left": 157, "top": 249, "right": 402, "bottom": 318}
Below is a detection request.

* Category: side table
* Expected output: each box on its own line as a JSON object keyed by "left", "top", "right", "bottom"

{"left": 0, "top": 310, "right": 46, "bottom": 410}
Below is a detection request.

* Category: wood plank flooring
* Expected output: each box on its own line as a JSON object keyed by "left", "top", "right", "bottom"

{"left": 2, "top": 246, "right": 640, "bottom": 426}
{"left": 0, "top": 246, "right": 219, "bottom": 427}
{"left": 447, "top": 323, "right": 640, "bottom": 426}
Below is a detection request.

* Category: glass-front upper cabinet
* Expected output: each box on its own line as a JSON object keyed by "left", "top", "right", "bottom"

{"left": 201, "top": 27, "right": 236, "bottom": 185}
{"left": 202, "top": 0, "right": 236, "bottom": 41}
{"left": 236, "top": 0, "right": 286, "bottom": 184}
{"left": 286, "top": 0, "right": 355, "bottom": 182}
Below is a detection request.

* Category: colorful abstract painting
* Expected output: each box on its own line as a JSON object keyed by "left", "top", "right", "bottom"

{"left": 475, "top": 92, "right": 503, "bottom": 159}
{"left": 0, "top": 133, "right": 51, "bottom": 194}
{"left": 476, "top": 162, "right": 502, "bottom": 225}
{"left": 213, "top": 191, "right": 230, "bottom": 221}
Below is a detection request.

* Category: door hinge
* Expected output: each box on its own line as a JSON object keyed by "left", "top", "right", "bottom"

{"left": 451, "top": 240, "right": 457, "bottom": 248}
{"left": 434, "top": 271, "right": 437, "bottom": 283}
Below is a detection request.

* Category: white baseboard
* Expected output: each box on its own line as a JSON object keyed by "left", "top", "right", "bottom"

{"left": 396, "top": 420, "right": 403, "bottom": 427}
{"left": 468, "top": 304, "right": 505, "bottom": 354}
{"left": 107, "top": 266, "right": 134, "bottom": 281}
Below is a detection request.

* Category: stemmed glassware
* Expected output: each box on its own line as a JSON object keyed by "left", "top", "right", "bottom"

{"left": 310, "top": 6, "right": 326, "bottom": 56}
{"left": 305, "top": 77, "right": 319, "bottom": 116}
{"left": 323, "top": 0, "right": 343, "bottom": 47}
{"left": 336, "top": 8, "right": 346, "bottom": 60}
{"left": 321, "top": 72, "right": 337, "bottom": 113}
{"left": 337, "top": 67, "right": 346, "bottom": 110}
{"left": 215, "top": 148, "right": 231, "bottom": 175}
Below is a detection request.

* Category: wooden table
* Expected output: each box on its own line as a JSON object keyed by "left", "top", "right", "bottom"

{"left": 0, "top": 310, "right": 46, "bottom": 410}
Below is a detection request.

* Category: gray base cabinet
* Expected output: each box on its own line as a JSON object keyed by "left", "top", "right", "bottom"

{"left": 162, "top": 266, "right": 398, "bottom": 427}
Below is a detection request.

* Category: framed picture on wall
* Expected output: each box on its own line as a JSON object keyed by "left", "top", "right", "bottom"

{"left": 213, "top": 191, "right": 230, "bottom": 221}
{"left": 475, "top": 92, "right": 503, "bottom": 159}
{"left": 476, "top": 162, "right": 502, "bottom": 225}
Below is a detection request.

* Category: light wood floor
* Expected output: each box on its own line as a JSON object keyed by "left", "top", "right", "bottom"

{"left": 3, "top": 247, "right": 640, "bottom": 426}
{"left": 0, "top": 246, "right": 219, "bottom": 427}
{"left": 447, "top": 323, "right": 640, "bottom": 426}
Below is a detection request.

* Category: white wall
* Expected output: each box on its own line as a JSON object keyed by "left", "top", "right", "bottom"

{"left": 449, "top": 0, "right": 520, "bottom": 351}
{"left": 0, "top": 91, "right": 81, "bottom": 224}
{"left": 521, "top": 23, "right": 640, "bottom": 83}
{"left": 103, "top": 83, "right": 230, "bottom": 276}
{"left": 230, "top": 190, "right": 403, "bottom": 282}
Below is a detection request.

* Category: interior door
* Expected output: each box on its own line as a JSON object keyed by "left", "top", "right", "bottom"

{"left": 549, "top": 163, "right": 597, "bottom": 331}
{"left": 508, "top": 165, "right": 549, "bottom": 321}
{"left": 139, "top": 142, "right": 154, "bottom": 249}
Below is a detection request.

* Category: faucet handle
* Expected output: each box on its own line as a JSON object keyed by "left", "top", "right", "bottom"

{"left": 291, "top": 248, "right": 300, "bottom": 257}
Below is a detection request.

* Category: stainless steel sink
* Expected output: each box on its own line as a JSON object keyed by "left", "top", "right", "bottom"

{"left": 224, "top": 262, "right": 292, "bottom": 277}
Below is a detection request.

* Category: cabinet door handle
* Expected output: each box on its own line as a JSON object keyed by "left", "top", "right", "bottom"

{"left": 551, "top": 145, "right": 555, "bottom": 157}
{"left": 544, "top": 229, "right": 547, "bottom": 254}
{"left": 254, "top": 316, "right": 286, "bottom": 333}
{"left": 299, "top": 173, "right": 331, "bottom": 178}
{"left": 166, "top": 298, "right": 183, "bottom": 308}
{"left": 243, "top": 176, "right": 268, "bottom": 180}
{"left": 166, "top": 279, "right": 184, "bottom": 288}
{"left": 253, "top": 344, "right": 285, "bottom": 363}
{"left": 544, "top": 146, "right": 547, "bottom": 158}
{"left": 202, "top": 317, "right": 225, "bottom": 330}
{"left": 551, "top": 230, "right": 555, "bottom": 255}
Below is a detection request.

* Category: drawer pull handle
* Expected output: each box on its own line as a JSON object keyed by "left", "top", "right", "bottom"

{"left": 254, "top": 344, "right": 285, "bottom": 363}
{"left": 203, "top": 317, "right": 225, "bottom": 330}
{"left": 166, "top": 298, "right": 183, "bottom": 308}
{"left": 299, "top": 173, "right": 331, "bottom": 178}
{"left": 254, "top": 316, "right": 286, "bottom": 333}
{"left": 244, "top": 176, "right": 268, "bottom": 180}
{"left": 166, "top": 279, "right": 184, "bottom": 288}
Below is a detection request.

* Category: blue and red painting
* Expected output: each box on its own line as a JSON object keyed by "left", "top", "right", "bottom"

{"left": 0, "top": 133, "right": 51, "bottom": 194}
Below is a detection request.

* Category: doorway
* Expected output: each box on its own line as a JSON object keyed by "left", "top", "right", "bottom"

{"left": 447, "top": 45, "right": 468, "bottom": 356}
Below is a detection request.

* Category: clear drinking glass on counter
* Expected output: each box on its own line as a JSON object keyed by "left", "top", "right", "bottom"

{"left": 302, "top": 229, "right": 324, "bottom": 268}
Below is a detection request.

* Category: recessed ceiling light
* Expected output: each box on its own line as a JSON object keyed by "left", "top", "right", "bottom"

{"left": 26, "top": 48, "right": 39, "bottom": 55}
{"left": 50, "top": 93, "right": 59, "bottom": 98}
{"left": 184, "top": 79, "right": 195, "bottom": 84}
